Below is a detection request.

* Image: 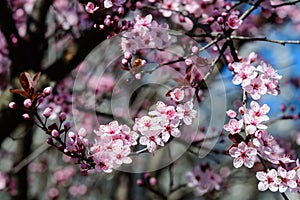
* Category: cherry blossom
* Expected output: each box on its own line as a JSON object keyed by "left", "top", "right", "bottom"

{"left": 223, "top": 119, "right": 243, "bottom": 134}
{"left": 176, "top": 101, "right": 197, "bottom": 125}
{"left": 228, "top": 142, "right": 257, "bottom": 168}
{"left": 170, "top": 88, "right": 185, "bottom": 102}
{"left": 226, "top": 13, "right": 242, "bottom": 29}
{"left": 277, "top": 167, "right": 297, "bottom": 193}
{"left": 256, "top": 169, "right": 279, "bottom": 192}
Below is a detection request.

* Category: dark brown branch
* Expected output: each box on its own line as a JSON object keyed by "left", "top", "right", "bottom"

{"left": 0, "top": 0, "right": 21, "bottom": 46}
{"left": 272, "top": 0, "right": 300, "bottom": 8}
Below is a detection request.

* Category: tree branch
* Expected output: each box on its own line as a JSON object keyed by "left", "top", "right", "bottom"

{"left": 231, "top": 35, "right": 300, "bottom": 46}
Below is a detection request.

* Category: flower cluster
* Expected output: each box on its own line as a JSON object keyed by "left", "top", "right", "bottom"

{"left": 185, "top": 164, "right": 230, "bottom": 196}
{"left": 256, "top": 166, "right": 297, "bottom": 193}
{"left": 90, "top": 121, "right": 138, "bottom": 173}
{"left": 134, "top": 99, "right": 197, "bottom": 153}
{"left": 121, "top": 14, "right": 172, "bottom": 54}
{"left": 231, "top": 52, "right": 282, "bottom": 100}
{"left": 225, "top": 52, "right": 300, "bottom": 195}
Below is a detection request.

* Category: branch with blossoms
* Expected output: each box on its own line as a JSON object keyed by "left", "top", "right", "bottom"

{"left": 1, "top": 0, "right": 300, "bottom": 199}
{"left": 8, "top": 72, "right": 198, "bottom": 174}
{"left": 223, "top": 52, "right": 300, "bottom": 199}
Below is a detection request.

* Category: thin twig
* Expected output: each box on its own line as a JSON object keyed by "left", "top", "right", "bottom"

{"left": 272, "top": 0, "right": 300, "bottom": 8}
{"left": 239, "top": 0, "right": 264, "bottom": 21}
{"left": 231, "top": 36, "right": 300, "bottom": 46}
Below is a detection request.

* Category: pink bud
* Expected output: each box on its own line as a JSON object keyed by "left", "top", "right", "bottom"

{"left": 23, "top": 99, "right": 32, "bottom": 108}
{"left": 185, "top": 58, "right": 193, "bottom": 66}
{"left": 43, "top": 107, "right": 53, "bottom": 118}
{"left": 144, "top": 172, "right": 151, "bottom": 179}
{"left": 136, "top": 179, "right": 144, "bottom": 186}
{"left": 136, "top": 1, "right": 142, "bottom": 9}
{"left": 217, "top": 16, "right": 224, "bottom": 24}
{"left": 59, "top": 112, "right": 67, "bottom": 122}
{"left": 43, "top": 86, "right": 52, "bottom": 96}
{"left": 22, "top": 113, "right": 30, "bottom": 119}
{"left": 51, "top": 129, "right": 59, "bottom": 137}
{"left": 9, "top": 102, "right": 17, "bottom": 109}
{"left": 149, "top": 177, "right": 157, "bottom": 186}
{"left": 64, "top": 122, "right": 71, "bottom": 131}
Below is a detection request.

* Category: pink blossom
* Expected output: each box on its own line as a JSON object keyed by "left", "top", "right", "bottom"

{"left": 226, "top": 14, "right": 242, "bottom": 29}
{"left": 95, "top": 121, "right": 121, "bottom": 136}
{"left": 256, "top": 169, "right": 279, "bottom": 192}
{"left": 159, "top": 0, "right": 180, "bottom": 17}
{"left": 232, "top": 63, "right": 257, "bottom": 86}
{"left": 244, "top": 77, "right": 267, "bottom": 100}
{"left": 85, "top": 2, "right": 99, "bottom": 14}
{"left": 186, "top": 164, "right": 223, "bottom": 195}
{"left": 277, "top": 167, "right": 297, "bottom": 193}
{"left": 229, "top": 142, "right": 257, "bottom": 168}
{"left": 243, "top": 102, "right": 269, "bottom": 134}
{"left": 223, "top": 119, "right": 243, "bottom": 134}
{"left": 226, "top": 109, "right": 238, "bottom": 118}
{"left": 134, "top": 14, "right": 153, "bottom": 29}
{"left": 170, "top": 88, "right": 185, "bottom": 102}
{"left": 176, "top": 101, "right": 197, "bottom": 125}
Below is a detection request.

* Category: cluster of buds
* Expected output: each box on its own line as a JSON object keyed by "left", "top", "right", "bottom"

{"left": 9, "top": 72, "right": 52, "bottom": 121}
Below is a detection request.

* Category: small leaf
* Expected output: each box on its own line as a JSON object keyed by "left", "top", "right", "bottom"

{"left": 19, "top": 72, "right": 33, "bottom": 91}
{"left": 32, "top": 72, "right": 41, "bottom": 90}
{"left": 9, "top": 89, "right": 30, "bottom": 98}
{"left": 228, "top": 133, "right": 244, "bottom": 143}
{"left": 48, "top": 123, "right": 59, "bottom": 131}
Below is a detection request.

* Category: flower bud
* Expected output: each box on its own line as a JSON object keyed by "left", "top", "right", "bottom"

{"left": 64, "top": 122, "right": 71, "bottom": 131}
{"left": 23, "top": 99, "right": 32, "bottom": 108}
{"left": 144, "top": 172, "right": 151, "bottom": 179}
{"left": 185, "top": 58, "right": 193, "bottom": 66}
{"left": 43, "top": 107, "right": 53, "bottom": 118}
{"left": 22, "top": 113, "right": 30, "bottom": 119}
{"left": 59, "top": 112, "right": 67, "bottom": 122}
{"left": 9, "top": 102, "right": 17, "bottom": 109}
{"left": 149, "top": 177, "right": 157, "bottom": 186}
{"left": 43, "top": 86, "right": 52, "bottom": 96}
{"left": 51, "top": 129, "right": 59, "bottom": 137}
{"left": 136, "top": 179, "right": 144, "bottom": 186}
